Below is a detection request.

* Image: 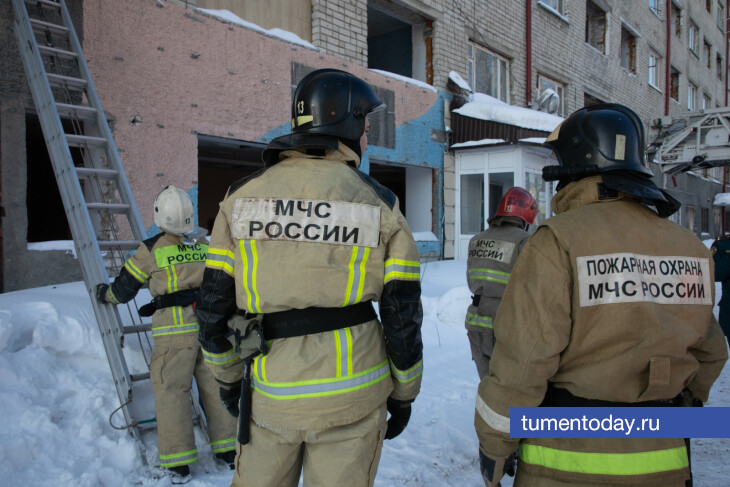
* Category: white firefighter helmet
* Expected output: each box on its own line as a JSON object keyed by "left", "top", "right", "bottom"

{"left": 153, "top": 185, "right": 195, "bottom": 235}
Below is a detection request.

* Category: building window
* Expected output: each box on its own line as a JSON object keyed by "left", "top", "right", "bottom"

{"left": 649, "top": 0, "right": 661, "bottom": 16}
{"left": 468, "top": 42, "right": 510, "bottom": 102}
{"left": 689, "top": 21, "right": 699, "bottom": 54}
{"left": 701, "top": 207, "right": 710, "bottom": 235}
{"left": 686, "top": 205, "right": 696, "bottom": 233}
{"left": 541, "top": 0, "right": 564, "bottom": 14}
{"left": 585, "top": 0, "right": 607, "bottom": 54}
{"left": 703, "top": 93, "right": 711, "bottom": 109}
{"left": 672, "top": 3, "right": 682, "bottom": 37}
{"left": 714, "top": 207, "right": 723, "bottom": 236}
{"left": 707, "top": 0, "right": 713, "bottom": 13}
{"left": 649, "top": 52, "right": 661, "bottom": 89}
{"left": 718, "top": 53, "right": 724, "bottom": 79}
{"left": 704, "top": 38, "right": 712, "bottom": 69}
{"left": 688, "top": 82, "right": 697, "bottom": 110}
{"left": 719, "top": 1, "right": 726, "bottom": 30}
{"left": 670, "top": 66, "right": 680, "bottom": 101}
{"left": 537, "top": 74, "right": 565, "bottom": 116}
{"left": 621, "top": 26, "right": 637, "bottom": 73}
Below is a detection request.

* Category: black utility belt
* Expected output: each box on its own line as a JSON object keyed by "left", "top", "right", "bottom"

{"left": 239, "top": 301, "right": 377, "bottom": 340}
{"left": 138, "top": 289, "right": 200, "bottom": 317}
{"left": 540, "top": 384, "right": 681, "bottom": 408}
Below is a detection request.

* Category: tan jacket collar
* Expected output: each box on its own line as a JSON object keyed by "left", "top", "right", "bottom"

{"left": 279, "top": 141, "right": 360, "bottom": 168}
{"left": 551, "top": 175, "right": 633, "bottom": 214}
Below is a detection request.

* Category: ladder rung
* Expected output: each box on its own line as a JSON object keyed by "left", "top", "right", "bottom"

{"left": 130, "top": 372, "right": 150, "bottom": 382}
{"left": 29, "top": 18, "right": 69, "bottom": 35}
{"left": 98, "top": 240, "right": 140, "bottom": 251}
{"left": 86, "top": 202, "right": 131, "bottom": 214}
{"left": 66, "top": 133, "right": 107, "bottom": 147}
{"left": 56, "top": 103, "right": 97, "bottom": 120}
{"left": 124, "top": 324, "right": 153, "bottom": 334}
{"left": 37, "top": 44, "right": 77, "bottom": 59}
{"left": 25, "top": 0, "right": 61, "bottom": 9}
{"left": 76, "top": 167, "right": 119, "bottom": 179}
{"left": 47, "top": 73, "right": 86, "bottom": 90}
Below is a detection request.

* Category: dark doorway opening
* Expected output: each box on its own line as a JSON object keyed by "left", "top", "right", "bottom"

{"left": 369, "top": 162, "right": 406, "bottom": 216}
{"left": 26, "top": 113, "right": 82, "bottom": 243}
{"left": 197, "top": 134, "right": 266, "bottom": 232}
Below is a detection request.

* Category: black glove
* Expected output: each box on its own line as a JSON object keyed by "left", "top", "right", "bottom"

{"left": 384, "top": 397, "right": 412, "bottom": 440}
{"left": 219, "top": 382, "right": 242, "bottom": 417}
{"left": 95, "top": 284, "right": 109, "bottom": 304}
{"left": 479, "top": 449, "right": 516, "bottom": 487}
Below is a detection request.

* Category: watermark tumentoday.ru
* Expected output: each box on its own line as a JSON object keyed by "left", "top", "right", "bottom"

{"left": 520, "top": 414, "right": 658, "bottom": 436}
{"left": 509, "top": 407, "right": 730, "bottom": 438}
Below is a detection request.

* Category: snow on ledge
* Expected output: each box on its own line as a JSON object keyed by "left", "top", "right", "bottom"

{"left": 368, "top": 70, "right": 438, "bottom": 92}
{"left": 448, "top": 71, "right": 471, "bottom": 92}
{"left": 519, "top": 137, "right": 547, "bottom": 144}
{"left": 451, "top": 138, "right": 505, "bottom": 148}
{"left": 714, "top": 193, "right": 730, "bottom": 207}
{"left": 412, "top": 231, "right": 439, "bottom": 242}
{"left": 194, "top": 9, "right": 316, "bottom": 49}
{"left": 453, "top": 92, "right": 563, "bottom": 132}
{"left": 28, "top": 240, "right": 77, "bottom": 258}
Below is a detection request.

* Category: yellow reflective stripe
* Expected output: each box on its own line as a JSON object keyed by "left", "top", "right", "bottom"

{"left": 206, "top": 247, "right": 235, "bottom": 275}
{"left": 292, "top": 115, "right": 313, "bottom": 128}
{"left": 389, "top": 358, "right": 423, "bottom": 383}
{"left": 151, "top": 322, "right": 199, "bottom": 336}
{"left": 240, "top": 240, "right": 262, "bottom": 313}
{"left": 124, "top": 259, "right": 148, "bottom": 283}
{"left": 210, "top": 437, "right": 236, "bottom": 453}
{"left": 345, "top": 327, "right": 353, "bottom": 375}
{"left": 466, "top": 311, "right": 493, "bottom": 328}
{"left": 343, "top": 246, "right": 370, "bottom": 306}
{"left": 159, "top": 448, "right": 198, "bottom": 467}
{"left": 201, "top": 348, "right": 241, "bottom": 366}
{"left": 335, "top": 330, "right": 343, "bottom": 377}
{"left": 252, "top": 360, "right": 390, "bottom": 399}
{"left": 520, "top": 444, "right": 689, "bottom": 476}
{"left": 356, "top": 248, "right": 369, "bottom": 302}
{"left": 384, "top": 258, "right": 420, "bottom": 283}
{"left": 261, "top": 354, "right": 267, "bottom": 383}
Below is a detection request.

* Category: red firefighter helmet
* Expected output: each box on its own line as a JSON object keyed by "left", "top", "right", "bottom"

{"left": 495, "top": 187, "right": 538, "bottom": 225}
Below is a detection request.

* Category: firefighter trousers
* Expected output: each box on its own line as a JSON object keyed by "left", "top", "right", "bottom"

{"left": 231, "top": 402, "right": 387, "bottom": 487}
{"left": 150, "top": 344, "right": 237, "bottom": 467}
{"left": 467, "top": 329, "right": 494, "bottom": 380}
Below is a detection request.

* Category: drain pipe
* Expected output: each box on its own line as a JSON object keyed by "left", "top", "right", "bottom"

{"left": 665, "top": 3, "right": 671, "bottom": 116}
{"left": 526, "top": 0, "right": 532, "bottom": 107}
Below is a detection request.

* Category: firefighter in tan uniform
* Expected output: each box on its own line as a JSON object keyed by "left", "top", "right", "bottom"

{"left": 465, "top": 187, "right": 537, "bottom": 379}
{"left": 95, "top": 186, "right": 237, "bottom": 484}
{"left": 474, "top": 104, "right": 728, "bottom": 487}
{"left": 196, "top": 69, "right": 423, "bottom": 487}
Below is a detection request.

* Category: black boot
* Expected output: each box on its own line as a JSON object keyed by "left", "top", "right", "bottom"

{"left": 216, "top": 450, "right": 236, "bottom": 470}
{"left": 168, "top": 465, "right": 191, "bottom": 485}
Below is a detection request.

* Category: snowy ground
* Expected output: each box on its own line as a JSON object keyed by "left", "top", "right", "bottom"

{"left": 0, "top": 254, "right": 729, "bottom": 486}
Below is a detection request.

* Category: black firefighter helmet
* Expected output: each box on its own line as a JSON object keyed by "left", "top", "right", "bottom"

{"left": 542, "top": 103, "right": 680, "bottom": 217}
{"left": 263, "top": 69, "right": 385, "bottom": 165}
{"left": 292, "top": 68, "right": 385, "bottom": 140}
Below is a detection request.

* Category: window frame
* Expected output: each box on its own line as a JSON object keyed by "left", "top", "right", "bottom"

{"left": 468, "top": 42, "right": 511, "bottom": 103}
{"left": 688, "top": 21, "right": 699, "bottom": 54}
{"left": 585, "top": 0, "right": 608, "bottom": 55}
{"left": 648, "top": 52, "right": 661, "bottom": 89}
{"left": 688, "top": 82, "right": 698, "bottom": 110}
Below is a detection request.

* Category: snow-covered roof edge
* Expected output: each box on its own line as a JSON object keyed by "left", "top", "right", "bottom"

{"left": 453, "top": 92, "right": 563, "bottom": 133}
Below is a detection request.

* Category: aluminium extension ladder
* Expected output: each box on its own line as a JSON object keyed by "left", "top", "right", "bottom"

{"left": 11, "top": 0, "right": 208, "bottom": 464}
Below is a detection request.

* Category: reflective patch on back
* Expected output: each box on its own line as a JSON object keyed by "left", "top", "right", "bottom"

{"left": 614, "top": 134, "right": 626, "bottom": 160}
{"left": 468, "top": 239, "right": 516, "bottom": 264}
{"left": 231, "top": 197, "right": 381, "bottom": 247}
{"left": 577, "top": 252, "right": 712, "bottom": 307}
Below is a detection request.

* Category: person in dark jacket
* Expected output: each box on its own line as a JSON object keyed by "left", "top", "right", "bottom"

{"left": 711, "top": 234, "right": 730, "bottom": 345}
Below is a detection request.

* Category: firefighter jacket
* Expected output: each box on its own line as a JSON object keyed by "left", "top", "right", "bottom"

{"left": 475, "top": 176, "right": 728, "bottom": 486}
{"left": 196, "top": 142, "right": 424, "bottom": 431}
{"left": 710, "top": 235, "right": 730, "bottom": 338}
{"left": 104, "top": 232, "right": 208, "bottom": 347}
{"left": 465, "top": 217, "right": 529, "bottom": 332}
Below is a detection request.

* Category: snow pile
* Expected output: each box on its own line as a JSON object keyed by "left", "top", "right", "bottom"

{"left": 453, "top": 92, "right": 563, "bottom": 133}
